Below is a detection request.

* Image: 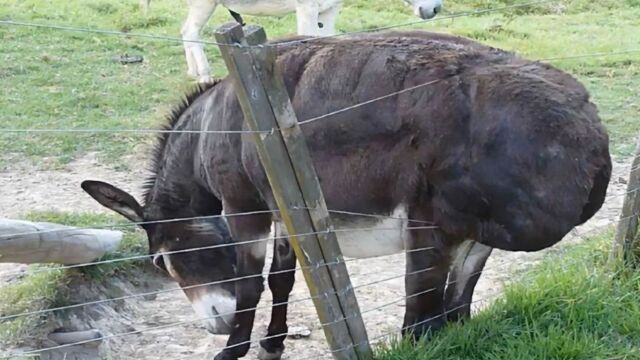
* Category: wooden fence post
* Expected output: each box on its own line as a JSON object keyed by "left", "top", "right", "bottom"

{"left": 612, "top": 137, "right": 640, "bottom": 266}
{"left": 214, "top": 23, "right": 371, "bottom": 359}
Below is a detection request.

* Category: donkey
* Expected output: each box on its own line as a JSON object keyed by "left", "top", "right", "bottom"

{"left": 81, "top": 30, "right": 611, "bottom": 360}
{"left": 141, "top": 0, "right": 443, "bottom": 83}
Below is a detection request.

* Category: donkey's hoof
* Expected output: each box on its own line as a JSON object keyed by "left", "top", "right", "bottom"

{"left": 257, "top": 344, "right": 284, "bottom": 360}
{"left": 402, "top": 315, "right": 446, "bottom": 342}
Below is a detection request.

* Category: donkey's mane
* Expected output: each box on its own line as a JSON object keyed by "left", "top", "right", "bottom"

{"left": 142, "top": 80, "right": 221, "bottom": 205}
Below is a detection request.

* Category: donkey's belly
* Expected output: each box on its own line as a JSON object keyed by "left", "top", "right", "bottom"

{"left": 333, "top": 205, "right": 409, "bottom": 258}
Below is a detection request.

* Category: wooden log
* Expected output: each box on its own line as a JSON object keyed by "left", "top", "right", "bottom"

{"left": 215, "top": 23, "right": 371, "bottom": 359}
{"left": 0, "top": 219, "right": 122, "bottom": 265}
{"left": 612, "top": 137, "right": 640, "bottom": 266}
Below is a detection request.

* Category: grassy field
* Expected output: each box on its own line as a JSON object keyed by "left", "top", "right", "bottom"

{"left": 376, "top": 231, "right": 640, "bottom": 359}
{"left": 1, "top": 0, "right": 639, "bottom": 169}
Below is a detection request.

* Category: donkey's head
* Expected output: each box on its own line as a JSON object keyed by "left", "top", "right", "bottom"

{"left": 81, "top": 180, "right": 238, "bottom": 335}
{"left": 404, "top": 0, "right": 443, "bottom": 19}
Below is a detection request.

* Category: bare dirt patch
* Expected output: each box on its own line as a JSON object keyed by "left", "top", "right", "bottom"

{"left": 0, "top": 154, "right": 630, "bottom": 359}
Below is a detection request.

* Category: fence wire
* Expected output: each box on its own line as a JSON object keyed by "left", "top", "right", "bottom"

{"left": 0, "top": 0, "right": 553, "bottom": 50}
{"left": 1, "top": 208, "right": 630, "bottom": 358}
{"left": 1, "top": 47, "right": 637, "bottom": 136}
{"left": 1, "top": 0, "right": 638, "bottom": 358}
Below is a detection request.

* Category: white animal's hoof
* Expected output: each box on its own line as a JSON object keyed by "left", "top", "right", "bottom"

{"left": 257, "top": 346, "right": 283, "bottom": 360}
{"left": 197, "top": 75, "right": 214, "bottom": 84}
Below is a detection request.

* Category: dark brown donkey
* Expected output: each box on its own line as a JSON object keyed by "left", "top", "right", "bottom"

{"left": 80, "top": 30, "right": 611, "bottom": 360}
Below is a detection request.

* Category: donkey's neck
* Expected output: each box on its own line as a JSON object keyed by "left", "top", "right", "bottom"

{"left": 144, "top": 121, "right": 200, "bottom": 211}
{"left": 143, "top": 82, "right": 223, "bottom": 217}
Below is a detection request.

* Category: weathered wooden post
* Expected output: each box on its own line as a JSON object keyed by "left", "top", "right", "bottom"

{"left": 0, "top": 219, "right": 122, "bottom": 265}
{"left": 215, "top": 23, "right": 371, "bottom": 359}
{"left": 612, "top": 137, "right": 640, "bottom": 266}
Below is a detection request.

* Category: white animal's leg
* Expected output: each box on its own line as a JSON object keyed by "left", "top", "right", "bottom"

{"left": 295, "top": 1, "right": 321, "bottom": 36}
{"left": 317, "top": 3, "right": 340, "bottom": 36}
{"left": 181, "top": 0, "right": 217, "bottom": 83}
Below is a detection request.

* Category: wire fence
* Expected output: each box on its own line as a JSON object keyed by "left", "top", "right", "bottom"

{"left": 0, "top": 0, "right": 554, "bottom": 49}
{"left": 1, "top": 0, "right": 638, "bottom": 359}
{"left": 1, "top": 209, "right": 624, "bottom": 359}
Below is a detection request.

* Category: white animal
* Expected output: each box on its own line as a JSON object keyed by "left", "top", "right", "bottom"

{"left": 142, "top": 0, "right": 443, "bottom": 83}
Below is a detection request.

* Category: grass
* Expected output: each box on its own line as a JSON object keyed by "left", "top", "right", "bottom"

{"left": 376, "top": 230, "right": 640, "bottom": 359}
{"left": 0, "top": 0, "right": 639, "bottom": 169}
{"left": 0, "top": 211, "right": 147, "bottom": 348}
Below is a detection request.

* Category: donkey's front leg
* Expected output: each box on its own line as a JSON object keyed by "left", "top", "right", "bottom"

{"left": 402, "top": 225, "right": 452, "bottom": 341}
{"left": 258, "top": 223, "right": 296, "bottom": 360}
{"left": 215, "top": 213, "right": 271, "bottom": 360}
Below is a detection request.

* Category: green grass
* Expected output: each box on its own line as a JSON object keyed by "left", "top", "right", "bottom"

{"left": 376, "top": 231, "right": 640, "bottom": 359}
{"left": 0, "top": 211, "right": 147, "bottom": 347}
{"left": 0, "top": 0, "right": 639, "bottom": 169}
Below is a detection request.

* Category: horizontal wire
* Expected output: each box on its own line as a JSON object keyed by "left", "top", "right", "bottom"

{"left": 1, "top": 245, "right": 439, "bottom": 357}
{"left": 538, "top": 48, "right": 640, "bottom": 62}
{"left": 317, "top": 268, "right": 495, "bottom": 337}
{"left": 0, "top": 222, "right": 439, "bottom": 279}
{"left": 273, "top": 0, "right": 555, "bottom": 47}
{"left": 202, "top": 228, "right": 619, "bottom": 360}
{"left": 326, "top": 291, "right": 504, "bottom": 357}
{"left": 0, "top": 0, "right": 552, "bottom": 52}
{"left": 296, "top": 79, "right": 441, "bottom": 126}
{"left": 4, "top": 252, "right": 431, "bottom": 357}
{"left": 327, "top": 209, "right": 435, "bottom": 225}
{"left": 1, "top": 181, "right": 630, "bottom": 278}
{"left": 0, "top": 209, "right": 277, "bottom": 240}
{"left": 0, "top": 234, "right": 438, "bottom": 322}
{"left": 0, "top": 207, "right": 439, "bottom": 241}
{"left": 1, "top": 205, "right": 626, "bottom": 356}
{"left": 1, "top": 45, "right": 636, "bottom": 136}
{"left": 0, "top": 128, "right": 267, "bottom": 134}
{"left": 0, "top": 179, "right": 630, "bottom": 278}
{"left": 1, "top": 293, "right": 313, "bottom": 357}
{"left": 0, "top": 19, "right": 233, "bottom": 47}
{"left": 325, "top": 218, "right": 629, "bottom": 357}
{"left": 2, "top": 213, "right": 624, "bottom": 357}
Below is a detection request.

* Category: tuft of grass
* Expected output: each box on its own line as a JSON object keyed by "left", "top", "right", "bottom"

{"left": 376, "top": 230, "right": 640, "bottom": 359}
{"left": 0, "top": 0, "right": 639, "bottom": 169}
{"left": 0, "top": 211, "right": 147, "bottom": 347}
{"left": 0, "top": 268, "right": 68, "bottom": 346}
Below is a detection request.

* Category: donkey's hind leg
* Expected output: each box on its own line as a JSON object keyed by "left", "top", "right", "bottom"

{"left": 402, "top": 221, "right": 454, "bottom": 341}
{"left": 443, "top": 240, "right": 493, "bottom": 322}
{"left": 258, "top": 223, "right": 296, "bottom": 360}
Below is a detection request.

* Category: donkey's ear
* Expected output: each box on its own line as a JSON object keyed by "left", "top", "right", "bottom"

{"left": 81, "top": 180, "right": 144, "bottom": 223}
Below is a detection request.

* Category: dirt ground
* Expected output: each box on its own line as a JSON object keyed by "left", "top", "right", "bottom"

{"left": 0, "top": 153, "right": 631, "bottom": 359}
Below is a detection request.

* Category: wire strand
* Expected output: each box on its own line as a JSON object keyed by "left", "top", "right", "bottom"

{"left": 0, "top": 0, "right": 553, "bottom": 51}
{"left": 0, "top": 230, "right": 438, "bottom": 322}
